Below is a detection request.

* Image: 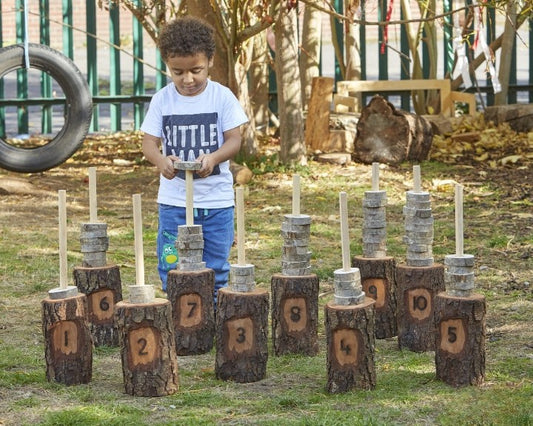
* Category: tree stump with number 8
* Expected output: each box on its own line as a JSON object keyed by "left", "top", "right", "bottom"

{"left": 324, "top": 297, "right": 376, "bottom": 393}
{"left": 115, "top": 298, "right": 179, "bottom": 397}
{"left": 396, "top": 264, "right": 445, "bottom": 352}
{"left": 42, "top": 293, "right": 93, "bottom": 385}
{"left": 434, "top": 292, "right": 486, "bottom": 387}
{"left": 271, "top": 274, "right": 319, "bottom": 356}
{"left": 167, "top": 268, "right": 215, "bottom": 355}
{"left": 215, "top": 287, "right": 269, "bottom": 383}
{"left": 352, "top": 256, "right": 397, "bottom": 339}
{"left": 73, "top": 264, "right": 122, "bottom": 346}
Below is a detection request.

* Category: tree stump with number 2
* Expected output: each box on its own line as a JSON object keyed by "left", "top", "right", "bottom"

{"left": 215, "top": 287, "right": 269, "bottom": 383}
{"left": 115, "top": 298, "right": 179, "bottom": 397}
{"left": 325, "top": 297, "right": 376, "bottom": 393}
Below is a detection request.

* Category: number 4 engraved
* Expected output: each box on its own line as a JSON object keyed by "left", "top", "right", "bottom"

{"left": 332, "top": 329, "right": 359, "bottom": 366}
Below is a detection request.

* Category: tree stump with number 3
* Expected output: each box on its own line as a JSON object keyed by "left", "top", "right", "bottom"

{"left": 73, "top": 264, "right": 122, "bottom": 346}
{"left": 271, "top": 274, "right": 319, "bottom": 356}
{"left": 115, "top": 298, "right": 179, "bottom": 397}
{"left": 325, "top": 297, "right": 376, "bottom": 393}
{"left": 215, "top": 288, "right": 269, "bottom": 383}
{"left": 167, "top": 268, "right": 215, "bottom": 355}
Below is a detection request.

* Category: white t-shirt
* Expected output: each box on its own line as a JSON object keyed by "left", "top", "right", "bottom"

{"left": 141, "top": 80, "right": 248, "bottom": 208}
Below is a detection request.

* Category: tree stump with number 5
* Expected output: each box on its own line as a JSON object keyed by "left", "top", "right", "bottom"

{"left": 325, "top": 297, "right": 376, "bottom": 393}
{"left": 434, "top": 292, "right": 486, "bottom": 387}
{"left": 73, "top": 264, "right": 122, "bottom": 346}
{"left": 167, "top": 268, "right": 215, "bottom": 355}
{"left": 115, "top": 298, "right": 179, "bottom": 397}
{"left": 215, "top": 288, "right": 269, "bottom": 383}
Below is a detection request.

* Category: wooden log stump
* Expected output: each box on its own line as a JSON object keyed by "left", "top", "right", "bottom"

{"left": 305, "top": 76, "right": 334, "bottom": 152}
{"left": 271, "top": 274, "right": 319, "bottom": 356}
{"left": 354, "top": 95, "right": 433, "bottom": 165}
{"left": 73, "top": 264, "right": 122, "bottom": 346}
{"left": 215, "top": 288, "right": 269, "bottom": 383}
{"left": 166, "top": 268, "right": 215, "bottom": 355}
{"left": 396, "top": 263, "right": 445, "bottom": 352}
{"left": 42, "top": 293, "right": 93, "bottom": 385}
{"left": 434, "top": 292, "right": 486, "bottom": 387}
{"left": 115, "top": 298, "right": 179, "bottom": 397}
{"left": 352, "top": 256, "right": 397, "bottom": 339}
{"left": 325, "top": 297, "right": 376, "bottom": 393}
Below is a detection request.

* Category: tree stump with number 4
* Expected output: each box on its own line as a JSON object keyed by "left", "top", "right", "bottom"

{"left": 434, "top": 292, "right": 486, "bottom": 387}
{"left": 215, "top": 288, "right": 269, "bottom": 383}
{"left": 271, "top": 274, "right": 319, "bottom": 356}
{"left": 167, "top": 268, "right": 215, "bottom": 355}
{"left": 42, "top": 293, "right": 93, "bottom": 385}
{"left": 325, "top": 297, "right": 376, "bottom": 393}
{"left": 115, "top": 298, "right": 179, "bottom": 397}
{"left": 73, "top": 264, "right": 122, "bottom": 346}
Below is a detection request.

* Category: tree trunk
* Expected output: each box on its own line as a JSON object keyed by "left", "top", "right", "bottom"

{"left": 305, "top": 77, "right": 334, "bottom": 152}
{"left": 494, "top": 2, "right": 518, "bottom": 105}
{"left": 249, "top": 31, "right": 270, "bottom": 133}
{"left": 275, "top": 4, "right": 306, "bottom": 165}
{"left": 354, "top": 95, "right": 433, "bottom": 165}
{"left": 300, "top": 1, "right": 322, "bottom": 110}
{"left": 344, "top": 1, "right": 361, "bottom": 80}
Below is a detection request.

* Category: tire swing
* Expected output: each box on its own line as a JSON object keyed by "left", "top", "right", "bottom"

{"left": 0, "top": 43, "right": 92, "bottom": 173}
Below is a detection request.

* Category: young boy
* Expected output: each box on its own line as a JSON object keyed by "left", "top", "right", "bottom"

{"left": 141, "top": 16, "right": 248, "bottom": 298}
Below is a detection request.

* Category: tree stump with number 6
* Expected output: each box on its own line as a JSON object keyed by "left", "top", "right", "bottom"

{"left": 115, "top": 298, "right": 179, "bottom": 397}
{"left": 271, "top": 274, "right": 319, "bottom": 356}
{"left": 325, "top": 297, "right": 376, "bottom": 393}
{"left": 215, "top": 288, "right": 269, "bottom": 383}
{"left": 167, "top": 268, "right": 215, "bottom": 355}
{"left": 42, "top": 293, "right": 93, "bottom": 385}
{"left": 434, "top": 292, "right": 486, "bottom": 387}
{"left": 73, "top": 264, "right": 122, "bottom": 346}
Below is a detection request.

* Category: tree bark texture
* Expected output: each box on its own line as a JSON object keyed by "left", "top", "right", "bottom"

{"left": 271, "top": 274, "right": 319, "bottom": 356}
{"left": 305, "top": 77, "right": 334, "bottom": 152}
{"left": 484, "top": 104, "right": 533, "bottom": 132}
{"left": 115, "top": 298, "right": 179, "bottom": 397}
{"left": 73, "top": 264, "right": 122, "bottom": 346}
{"left": 167, "top": 268, "right": 215, "bottom": 355}
{"left": 42, "top": 293, "right": 93, "bottom": 385}
{"left": 355, "top": 95, "right": 433, "bottom": 165}
{"left": 325, "top": 298, "right": 376, "bottom": 393}
{"left": 396, "top": 264, "right": 445, "bottom": 352}
{"left": 215, "top": 288, "right": 269, "bottom": 383}
{"left": 434, "top": 292, "right": 486, "bottom": 387}
{"left": 300, "top": 2, "right": 322, "bottom": 109}
{"left": 352, "top": 256, "right": 397, "bottom": 339}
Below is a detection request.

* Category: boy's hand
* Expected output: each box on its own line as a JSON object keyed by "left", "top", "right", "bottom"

{"left": 158, "top": 155, "right": 180, "bottom": 180}
{"left": 196, "top": 153, "right": 216, "bottom": 178}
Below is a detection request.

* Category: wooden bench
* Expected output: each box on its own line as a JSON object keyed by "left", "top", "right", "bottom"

{"left": 334, "top": 79, "right": 476, "bottom": 117}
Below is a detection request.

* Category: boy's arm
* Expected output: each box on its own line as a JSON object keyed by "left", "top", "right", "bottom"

{"left": 142, "top": 133, "right": 179, "bottom": 180}
{"left": 196, "top": 126, "right": 242, "bottom": 178}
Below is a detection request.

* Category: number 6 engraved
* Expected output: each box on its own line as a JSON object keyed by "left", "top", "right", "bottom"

{"left": 88, "top": 289, "right": 115, "bottom": 323}
{"left": 439, "top": 319, "right": 466, "bottom": 354}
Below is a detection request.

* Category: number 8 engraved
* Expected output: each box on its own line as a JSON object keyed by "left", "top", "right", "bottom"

{"left": 282, "top": 297, "right": 307, "bottom": 333}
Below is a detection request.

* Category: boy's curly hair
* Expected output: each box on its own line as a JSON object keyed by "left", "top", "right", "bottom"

{"left": 158, "top": 16, "right": 216, "bottom": 62}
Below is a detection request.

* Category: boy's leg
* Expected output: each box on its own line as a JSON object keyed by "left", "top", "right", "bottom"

{"left": 156, "top": 204, "right": 185, "bottom": 291}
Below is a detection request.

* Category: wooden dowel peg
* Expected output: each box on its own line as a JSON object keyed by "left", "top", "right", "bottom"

{"left": 58, "top": 190, "right": 68, "bottom": 289}
{"left": 292, "top": 174, "right": 301, "bottom": 216}
{"left": 339, "top": 192, "right": 351, "bottom": 271}
{"left": 88, "top": 167, "right": 98, "bottom": 223}
{"left": 173, "top": 161, "right": 202, "bottom": 227}
{"left": 455, "top": 184, "right": 464, "bottom": 256}
{"left": 413, "top": 165, "right": 422, "bottom": 192}
{"left": 132, "top": 194, "right": 145, "bottom": 287}
{"left": 236, "top": 186, "right": 246, "bottom": 266}
{"left": 371, "top": 162, "right": 379, "bottom": 191}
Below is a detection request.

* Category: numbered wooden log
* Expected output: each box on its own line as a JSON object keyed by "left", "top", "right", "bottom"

{"left": 325, "top": 297, "right": 376, "bottom": 393}
{"left": 396, "top": 264, "right": 445, "bottom": 352}
{"left": 352, "top": 256, "right": 397, "bottom": 339}
{"left": 166, "top": 268, "right": 215, "bottom": 355}
{"left": 271, "top": 274, "right": 319, "bottom": 356}
{"left": 434, "top": 292, "right": 486, "bottom": 387}
{"left": 215, "top": 288, "right": 269, "bottom": 383}
{"left": 115, "top": 298, "right": 179, "bottom": 397}
{"left": 73, "top": 264, "right": 122, "bottom": 346}
{"left": 42, "top": 293, "right": 93, "bottom": 385}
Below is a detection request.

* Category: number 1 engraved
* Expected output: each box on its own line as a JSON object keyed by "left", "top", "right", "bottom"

{"left": 52, "top": 321, "right": 78, "bottom": 355}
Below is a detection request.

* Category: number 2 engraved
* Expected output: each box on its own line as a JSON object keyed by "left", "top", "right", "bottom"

{"left": 129, "top": 327, "right": 159, "bottom": 367}
{"left": 137, "top": 337, "right": 148, "bottom": 356}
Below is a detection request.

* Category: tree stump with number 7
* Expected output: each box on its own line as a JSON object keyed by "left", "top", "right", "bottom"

{"left": 115, "top": 298, "right": 179, "bottom": 397}
{"left": 324, "top": 297, "right": 376, "bottom": 393}
{"left": 271, "top": 274, "right": 319, "bottom": 356}
{"left": 167, "top": 268, "right": 215, "bottom": 355}
{"left": 434, "top": 292, "right": 486, "bottom": 387}
{"left": 42, "top": 293, "right": 93, "bottom": 385}
{"left": 215, "top": 288, "right": 269, "bottom": 383}
{"left": 73, "top": 264, "right": 122, "bottom": 346}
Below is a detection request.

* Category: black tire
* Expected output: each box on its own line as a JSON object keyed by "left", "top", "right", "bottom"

{"left": 0, "top": 43, "right": 92, "bottom": 173}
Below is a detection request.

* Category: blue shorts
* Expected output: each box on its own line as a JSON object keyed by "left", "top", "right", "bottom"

{"left": 156, "top": 204, "right": 234, "bottom": 297}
